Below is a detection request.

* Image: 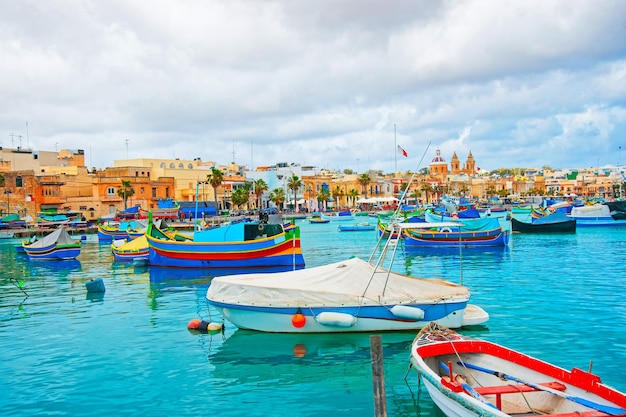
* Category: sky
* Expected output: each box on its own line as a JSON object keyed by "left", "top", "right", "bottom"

{"left": 2, "top": 1, "right": 626, "bottom": 174}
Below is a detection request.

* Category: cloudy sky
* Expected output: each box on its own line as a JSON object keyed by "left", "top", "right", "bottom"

{"left": 2, "top": 1, "right": 626, "bottom": 173}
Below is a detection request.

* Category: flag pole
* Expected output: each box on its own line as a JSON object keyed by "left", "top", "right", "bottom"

{"left": 394, "top": 124, "right": 397, "bottom": 174}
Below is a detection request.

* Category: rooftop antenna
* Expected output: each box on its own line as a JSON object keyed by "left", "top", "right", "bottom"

{"left": 125, "top": 139, "right": 129, "bottom": 159}
{"left": 231, "top": 141, "right": 236, "bottom": 164}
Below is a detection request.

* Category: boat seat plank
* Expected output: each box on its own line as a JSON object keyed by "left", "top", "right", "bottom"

{"left": 475, "top": 381, "right": 567, "bottom": 396}
{"left": 538, "top": 412, "right": 607, "bottom": 417}
{"left": 475, "top": 382, "right": 567, "bottom": 410}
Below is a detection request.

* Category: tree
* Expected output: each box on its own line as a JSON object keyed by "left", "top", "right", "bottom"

{"left": 317, "top": 188, "right": 331, "bottom": 211}
{"left": 332, "top": 186, "right": 345, "bottom": 208}
{"left": 358, "top": 173, "right": 370, "bottom": 197}
{"left": 231, "top": 187, "right": 250, "bottom": 210}
{"left": 420, "top": 183, "right": 432, "bottom": 204}
{"left": 206, "top": 167, "right": 224, "bottom": 213}
{"left": 287, "top": 174, "right": 303, "bottom": 212}
{"left": 269, "top": 188, "right": 286, "bottom": 211}
{"left": 117, "top": 180, "right": 135, "bottom": 210}
{"left": 347, "top": 189, "right": 359, "bottom": 207}
{"left": 253, "top": 179, "right": 268, "bottom": 211}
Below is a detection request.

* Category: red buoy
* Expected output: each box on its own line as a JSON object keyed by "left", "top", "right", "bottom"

{"left": 187, "top": 319, "right": 201, "bottom": 330}
{"left": 292, "top": 312, "right": 306, "bottom": 328}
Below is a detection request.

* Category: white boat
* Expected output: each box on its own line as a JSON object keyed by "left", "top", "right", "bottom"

{"left": 410, "top": 323, "right": 626, "bottom": 417}
{"left": 567, "top": 204, "right": 626, "bottom": 227}
{"left": 206, "top": 250, "right": 488, "bottom": 333}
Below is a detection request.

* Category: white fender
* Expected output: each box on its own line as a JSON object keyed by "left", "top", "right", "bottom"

{"left": 390, "top": 305, "right": 425, "bottom": 321}
{"left": 315, "top": 312, "right": 357, "bottom": 327}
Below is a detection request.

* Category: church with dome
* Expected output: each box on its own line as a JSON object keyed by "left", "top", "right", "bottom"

{"left": 429, "top": 149, "right": 476, "bottom": 178}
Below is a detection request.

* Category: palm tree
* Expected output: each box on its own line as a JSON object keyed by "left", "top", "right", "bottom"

{"left": 269, "top": 188, "right": 286, "bottom": 211}
{"left": 347, "top": 189, "right": 359, "bottom": 207}
{"left": 117, "top": 180, "right": 135, "bottom": 210}
{"left": 316, "top": 188, "right": 331, "bottom": 211}
{"left": 332, "top": 186, "right": 345, "bottom": 208}
{"left": 358, "top": 173, "right": 370, "bottom": 198}
{"left": 253, "top": 179, "right": 268, "bottom": 211}
{"left": 421, "top": 183, "right": 433, "bottom": 204}
{"left": 287, "top": 174, "right": 303, "bottom": 212}
{"left": 206, "top": 167, "right": 224, "bottom": 214}
{"left": 410, "top": 189, "right": 422, "bottom": 205}
{"left": 231, "top": 187, "right": 250, "bottom": 211}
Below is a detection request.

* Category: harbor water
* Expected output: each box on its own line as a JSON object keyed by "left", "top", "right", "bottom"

{"left": 1, "top": 220, "right": 625, "bottom": 416}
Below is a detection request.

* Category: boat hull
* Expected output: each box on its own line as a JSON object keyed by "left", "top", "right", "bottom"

{"left": 566, "top": 216, "right": 626, "bottom": 227}
{"left": 210, "top": 302, "right": 484, "bottom": 333}
{"left": 404, "top": 228, "right": 509, "bottom": 248}
{"left": 146, "top": 226, "right": 305, "bottom": 269}
{"left": 24, "top": 244, "right": 81, "bottom": 260}
{"left": 511, "top": 217, "right": 576, "bottom": 233}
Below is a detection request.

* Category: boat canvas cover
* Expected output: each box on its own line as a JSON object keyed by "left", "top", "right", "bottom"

{"left": 207, "top": 257, "right": 469, "bottom": 307}
{"left": 425, "top": 211, "right": 500, "bottom": 231}
{"left": 27, "top": 227, "right": 77, "bottom": 248}
{"left": 570, "top": 204, "right": 610, "bottom": 217}
{"left": 114, "top": 235, "right": 148, "bottom": 251}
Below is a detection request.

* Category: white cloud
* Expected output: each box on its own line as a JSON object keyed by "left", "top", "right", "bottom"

{"left": 1, "top": 0, "right": 626, "bottom": 172}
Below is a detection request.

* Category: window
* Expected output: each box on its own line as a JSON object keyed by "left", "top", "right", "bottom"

{"left": 178, "top": 163, "right": 184, "bottom": 169}
{"left": 140, "top": 187, "right": 145, "bottom": 194}
{"left": 188, "top": 164, "right": 193, "bottom": 169}
{"left": 152, "top": 187, "right": 157, "bottom": 198}
{"left": 169, "top": 163, "right": 175, "bottom": 168}
{"left": 15, "top": 176, "right": 23, "bottom": 187}
{"left": 107, "top": 187, "right": 116, "bottom": 196}
{"left": 165, "top": 187, "right": 170, "bottom": 197}
{"left": 160, "top": 162, "right": 166, "bottom": 168}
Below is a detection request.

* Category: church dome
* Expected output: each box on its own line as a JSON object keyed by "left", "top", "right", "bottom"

{"left": 431, "top": 149, "right": 446, "bottom": 164}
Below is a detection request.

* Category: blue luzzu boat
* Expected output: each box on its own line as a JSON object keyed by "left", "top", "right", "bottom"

{"left": 22, "top": 226, "right": 81, "bottom": 260}
{"left": 403, "top": 221, "right": 509, "bottom": 248}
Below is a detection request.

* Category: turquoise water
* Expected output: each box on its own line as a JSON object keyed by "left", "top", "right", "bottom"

{"left": 1, "top": 220, "right": 625, "bottom": 416}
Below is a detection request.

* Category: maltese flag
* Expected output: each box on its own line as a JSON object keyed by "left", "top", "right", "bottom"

{"left": 397, "top": 145, "right": 408, "bottom": 157}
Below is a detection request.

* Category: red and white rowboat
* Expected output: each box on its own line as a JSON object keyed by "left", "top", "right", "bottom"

{"left": 410, "top": 323, "right": 626, "bottom": 417}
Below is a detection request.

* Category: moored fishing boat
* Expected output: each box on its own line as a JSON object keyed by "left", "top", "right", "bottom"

{"left": 307, "top": 213, "right": 330, "bottom": 224}
{"left": 206, "top": 256, "right": 488, "bottom": 333}
{"left": 403, "top": 221, "right": 509, "bottom": 248}
{"left": 111, "top": 235, "right": 149, "bottom": 262}
{"left": 22, "top": 226, "right": 81, "bottom": 260}
{"left": 567, "top": 204, "right": 626, "bottom": 227}
{"left": 97, "top": 220, "right": 146, "bottom": 241}
{"left": 511, "top": 212, "right": 576, "bottom": 233}
{"left": 410, "top": 323, "right": 626, "bottom": 417}
{"left": 146, "top": 214, "right": 304, "bottom": 269}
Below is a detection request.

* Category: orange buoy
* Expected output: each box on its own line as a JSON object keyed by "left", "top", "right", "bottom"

{"left": 292, "top": 312, "right": 306, "bottom": 328}
{"left": 187, "top": 319, "right": 202, "bottom": 329}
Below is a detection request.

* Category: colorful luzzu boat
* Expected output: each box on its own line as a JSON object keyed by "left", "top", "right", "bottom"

{"left": 22, "top": 226, "right": 81, "bottom": 260}
{"left": 145, "top": 214, "right": 304, "bottom": 269}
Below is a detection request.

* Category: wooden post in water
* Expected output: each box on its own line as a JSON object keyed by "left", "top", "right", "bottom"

{"left": 370, "top": 335, "right": 387, "bottom": 417}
